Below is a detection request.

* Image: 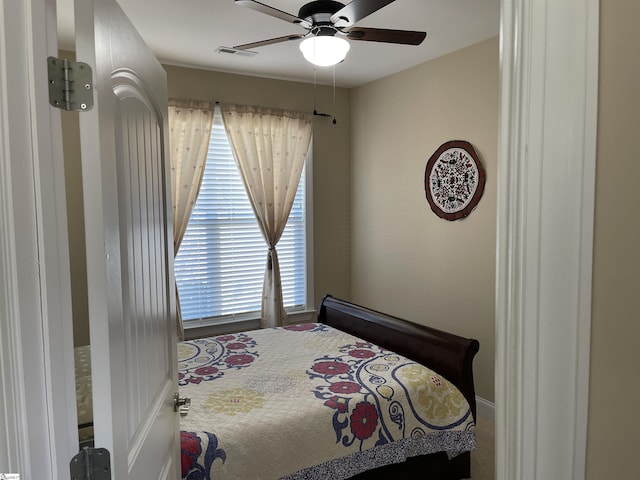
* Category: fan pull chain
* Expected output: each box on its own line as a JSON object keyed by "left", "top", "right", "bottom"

{"left": 313, "top": 32, "right": 320, "bottom": 116}
{"left": 332, "top": 65, "right": 337, "bottom": 124}
{"left": 313, "top": 63, "right": 318, "bottom": 115}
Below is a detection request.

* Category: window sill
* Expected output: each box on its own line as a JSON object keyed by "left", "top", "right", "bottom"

{"left": 182, "top": 308, "right": 317, "bottom": 340}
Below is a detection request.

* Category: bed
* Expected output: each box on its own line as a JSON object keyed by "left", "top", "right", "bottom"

{"left": 73, "top": 344, "right": 95, "bottom": 449}
{"left": 178, "top": 295, "right": 480, "bottom": 480}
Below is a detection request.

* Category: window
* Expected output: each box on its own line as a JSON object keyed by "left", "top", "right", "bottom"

{"left": 174, "top": 107, "right": 311, "bottom": 327}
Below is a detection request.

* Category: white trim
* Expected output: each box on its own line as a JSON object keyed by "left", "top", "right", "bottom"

{"left": 0, "top": 0, "right": 48, "bottom": 476}
{"left": 0, "top": 0, "right": 29, "bottom": 469}
{"left": 476, "top": 396, "right": 495, "bottom": 422}
{"left": 0, "top": 0, "right": 77, "bottom": 477}
{"left": 31, "top": 2, "right": 79, "bottom": 477}
{"left": 496, "top": 0, "right": 598, "bottom": 479}
{"left": 184, "top": 309, "right": 317, "bottom": 339}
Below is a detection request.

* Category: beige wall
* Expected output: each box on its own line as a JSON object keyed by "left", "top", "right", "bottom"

{"left": 62, "top": 110, "right": 90, "bottom": 346}
{"left": 586, "top": 1, "right": 640, "bottom": 477}
{"left": 59, "top": 50, "right": 90, "bottom": 347}
{"left": 349, "top": 37, "right": 499, "bottom": 402}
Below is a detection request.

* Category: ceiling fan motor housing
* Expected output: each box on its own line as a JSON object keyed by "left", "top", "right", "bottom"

{"left": 298, "top": 1, "right": 346, "bottom": 26}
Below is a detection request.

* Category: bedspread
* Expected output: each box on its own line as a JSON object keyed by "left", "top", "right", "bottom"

{"left": 74, "top": 345, "right": 94, "bottom": 444}
{"left": 178, "top": 323, "right": 475, "bottom": 480}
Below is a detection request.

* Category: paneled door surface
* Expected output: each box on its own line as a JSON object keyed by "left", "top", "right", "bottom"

{"left": 75, "top": 0, "right": 179, "bottom": 477}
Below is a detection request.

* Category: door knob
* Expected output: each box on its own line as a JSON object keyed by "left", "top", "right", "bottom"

{"left": 174, "top": 392, "right": 191, "bottom": 417}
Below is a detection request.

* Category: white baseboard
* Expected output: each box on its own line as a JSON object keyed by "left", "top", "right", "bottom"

{"left": 476, "top": 396, "right": 495, "bottom": 421}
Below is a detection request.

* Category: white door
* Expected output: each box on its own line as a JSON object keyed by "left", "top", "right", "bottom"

{"left": 75, "top": 0, "right": 179, "bottom": 478}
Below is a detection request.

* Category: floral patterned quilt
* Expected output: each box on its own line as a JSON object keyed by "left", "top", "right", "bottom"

{"left": 74, "top": 345, "right": 94, "bottom": 444}
{"left": 178, "top": 323, "right": 475, "bottom": 480}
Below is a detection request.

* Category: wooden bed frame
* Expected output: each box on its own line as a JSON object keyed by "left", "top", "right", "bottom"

{"left": 317, "top": 295, "right": 480, "bottom": 480}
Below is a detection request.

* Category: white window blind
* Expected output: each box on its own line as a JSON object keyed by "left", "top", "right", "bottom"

{"left": 174, "top": 107, "right": 307, "bottom": 323}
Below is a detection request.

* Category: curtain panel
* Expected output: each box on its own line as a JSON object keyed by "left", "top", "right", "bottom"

{"left": 221, "top": 104, "right": 313, "bottom": 328}
{"left": 168, "top": 98, "right": 215, "bottom": 337}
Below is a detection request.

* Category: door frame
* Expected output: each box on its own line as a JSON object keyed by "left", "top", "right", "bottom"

{"left": 0, "top": 0, "right": 599, "bottom": 479}
{"left": 496, "top": 0, "right": 598, "bottom": 478}
{"left": 0, "top": 0, "right": 77, "bottom": 478}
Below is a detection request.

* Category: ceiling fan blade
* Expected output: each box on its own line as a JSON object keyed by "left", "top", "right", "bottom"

{"left": 331, "top": 0, "right": 396, "bottom": 28}
{"left": 345, "top": 27, "right": 426, "bottom": 45}
{"left": 233, "top": 34, "right": 306, "bottom": 51}
{"left": 235, "top": 0, "right": 311, "bottom": 28}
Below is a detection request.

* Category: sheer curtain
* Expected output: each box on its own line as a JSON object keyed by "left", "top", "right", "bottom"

{"left": 168, "top": 98, "right": 215, "bottom": 337}
{"left": 221, "top": 104, "right": 313, "bottom": 328}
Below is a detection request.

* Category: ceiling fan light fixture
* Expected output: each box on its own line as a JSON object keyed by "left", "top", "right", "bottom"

{"left": 299, "top": 35, "right": 350, "bottom": 67}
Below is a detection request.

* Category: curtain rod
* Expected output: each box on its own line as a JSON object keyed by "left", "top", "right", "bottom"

{"left": 171, "top": 99, "right": 334, "bottom": 123}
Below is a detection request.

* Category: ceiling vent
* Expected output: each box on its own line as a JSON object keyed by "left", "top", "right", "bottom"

{"left": 215, "top": 46, "right": 258, "bottom": 57}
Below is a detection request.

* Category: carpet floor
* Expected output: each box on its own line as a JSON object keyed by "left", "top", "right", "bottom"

{"left": 470, "top": 415, "right": 495, "bottom": 479}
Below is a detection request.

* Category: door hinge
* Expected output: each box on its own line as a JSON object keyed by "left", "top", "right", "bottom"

{"left": 70, "top": 447, "right": 111, "bottom": 480}
{"left": 47, "top": 56, "right": 94, "bottom": 112}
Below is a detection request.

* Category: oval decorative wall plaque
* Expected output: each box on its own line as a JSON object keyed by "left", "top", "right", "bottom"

{"left": 424, "top": 140, "right": 486, "bottom": 221}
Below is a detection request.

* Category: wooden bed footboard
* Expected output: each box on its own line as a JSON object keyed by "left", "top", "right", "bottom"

{"left": 317, "top": 295, "right": 480, "bottom": 418}
{"left": 317, "top": 295, "right": 480, "bottom": 480}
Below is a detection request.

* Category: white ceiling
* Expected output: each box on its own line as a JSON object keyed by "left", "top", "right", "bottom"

{"left": 57, "top": 0, "right": 500, "bottom": 88}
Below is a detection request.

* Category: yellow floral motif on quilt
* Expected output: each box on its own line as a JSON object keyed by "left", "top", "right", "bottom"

{"left": 397, "top": 364, "right": 466, "bottom": 420}
{"left": 177, "top": 343, "right": 199, "bottom": 370}
{"left": 178, "top": 342, "right": 197, "bottom": 359}
{"left": 204, "top": 388, "right": 265, "bottom": 415}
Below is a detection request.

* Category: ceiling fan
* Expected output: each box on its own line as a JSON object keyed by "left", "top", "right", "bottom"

{"left": 233, "top": 0, "right": 427, "bottom": 66}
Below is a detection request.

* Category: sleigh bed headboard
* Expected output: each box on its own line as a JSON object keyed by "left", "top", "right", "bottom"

{"left": 317, "top": 295, "right": 480, "bottom": 420}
